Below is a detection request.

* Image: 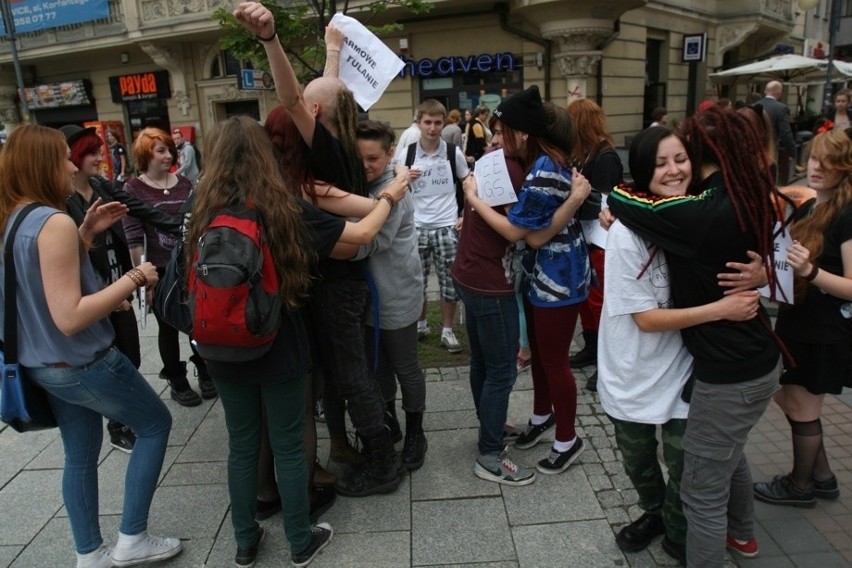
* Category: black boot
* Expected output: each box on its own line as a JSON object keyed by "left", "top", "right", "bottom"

{"left": 570, "top": 330, "right": 598, "bottom": 368}
{"left": 585, "top": 371, "right": 598, "bottom": 392}
{"left": 335, "top": 429, "right": 402, "bottom": 497}
{"left": 402, "top": 411, "right": 428, "bottom": 471}
{"left": 190, "top": 354, "right": 217, "bottom": 399}
{"left": 385, "top": 402, "right": 403, "bottom": 444}
{"left": 160, "top": 362, "right": 202, "bottom": 407}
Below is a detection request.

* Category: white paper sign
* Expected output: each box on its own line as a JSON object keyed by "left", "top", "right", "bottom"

{"left": 410, "top": 160, "right": 455, "bottom": 196}
{"left": 759, "top": 222, "right": 794, "bottom": 304}
{"left": 330, "top": 13, "right": 404, "bottom": 110}
{"left": 580, "top": 194, "right": 608, "bottom": 248}
{"left": 473, "top": 149, "right": 517, "bottom": 207}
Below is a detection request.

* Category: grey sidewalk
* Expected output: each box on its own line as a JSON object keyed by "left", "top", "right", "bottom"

{"left": 1, "top": 316, "right": 851, "bottom": 567}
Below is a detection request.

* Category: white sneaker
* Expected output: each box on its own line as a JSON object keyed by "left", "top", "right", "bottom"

{"left": 440, "top": 330, "right": 462, "bottom": 353}
{"left": 112, "top": 531, "right": 183, "bottom": 566}
{"left": 76, "top": 545, "right": 113, "bottom": 568}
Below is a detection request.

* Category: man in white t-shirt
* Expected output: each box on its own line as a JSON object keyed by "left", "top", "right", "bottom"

{"left": 399, "top": 99, "right": 470, "bottom": 353}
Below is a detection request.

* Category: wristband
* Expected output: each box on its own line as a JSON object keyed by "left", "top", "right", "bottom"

{"left": 378, "top": 192, "right": 396, "bottom": 208}
{"left": 804, "top": 265, "right": 819, "bottom": 282}
{"left": 256, "top": 31, "right": 277, "bottom": 42}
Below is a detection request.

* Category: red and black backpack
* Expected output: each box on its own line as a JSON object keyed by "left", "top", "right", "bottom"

{"left": 188, "top": 201, "right": 281, "bottom": 362}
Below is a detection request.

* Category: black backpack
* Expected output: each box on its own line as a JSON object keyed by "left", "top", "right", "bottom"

{"left": 193, "top": 144, "right": 202, "bottom": 171}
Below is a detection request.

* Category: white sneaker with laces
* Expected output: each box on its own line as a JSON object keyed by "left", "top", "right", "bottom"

{"left": 440, "top": 329, "right": 462, "bottom": 353}
{"left": 112, "top": 531, "right": 183, "bottom": 567}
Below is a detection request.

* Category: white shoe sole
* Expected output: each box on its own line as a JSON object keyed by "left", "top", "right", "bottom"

{"left": 535, "top": 443, "right": 584, "bottom": 475}
{"left": 473, "top": 462, "right": 536, "bottom": 486}
{"left": 112, "top": 541, "right": 183, "bottom": 567}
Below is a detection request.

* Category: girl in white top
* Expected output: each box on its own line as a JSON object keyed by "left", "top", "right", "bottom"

{"left": 598, "top": 126, "right": 764, "bottom": 558}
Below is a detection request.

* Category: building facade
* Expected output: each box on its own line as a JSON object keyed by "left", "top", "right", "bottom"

{"left": 0, "top": 0, "right": 848, "bottom": 149}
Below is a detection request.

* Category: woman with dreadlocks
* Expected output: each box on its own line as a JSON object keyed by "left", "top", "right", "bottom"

{"left": 608, "top": 106, "right": 783, "bottom": 566}
{"left": 753, "top": 128, "right": 852, "bottom": 508}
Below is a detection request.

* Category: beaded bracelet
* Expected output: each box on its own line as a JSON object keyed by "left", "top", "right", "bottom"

{"left": 256, "top": 31, "right": 277, "bottom": 42}
{"left": 804, "top": 265, "right": 820, "bottom": 282}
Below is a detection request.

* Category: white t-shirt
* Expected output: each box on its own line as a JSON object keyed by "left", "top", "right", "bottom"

{"left": 597, "top": 221, "right": 691, "bottom": 423}
{"left": 404, "top": 140, "right": 470, "bottom": 229}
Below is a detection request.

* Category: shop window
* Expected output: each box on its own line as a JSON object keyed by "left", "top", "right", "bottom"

{"left": 419, "top": 66, "right": 523, "bottom": 114}
{"left": 210, "top": 51, "right": 254, "bottom": 78}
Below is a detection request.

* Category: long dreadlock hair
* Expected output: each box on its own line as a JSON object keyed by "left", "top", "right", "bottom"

{"left": 330, "top": 87, "right": 368, "bottom": 197}
{"left": 792, "top": 128, "right": 852, "bottom": 301}
{"left": 681, "top": 107, "right": 782, "bottom": 296}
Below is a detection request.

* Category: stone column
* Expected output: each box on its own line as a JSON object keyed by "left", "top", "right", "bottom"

{"left": 140, "top": 42, "right": 192, "bottom": 116}
{"left": 540, "top": 20, "right": 613, "bottom": 105}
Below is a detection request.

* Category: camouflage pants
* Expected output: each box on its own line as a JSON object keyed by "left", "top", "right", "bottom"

{"left": 608, "top": 415, "right": 687, "bottom": 545}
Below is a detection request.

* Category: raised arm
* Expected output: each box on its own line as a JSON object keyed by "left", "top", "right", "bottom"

{"left": 323, "top": 24, "right": 344, "bottom": 78}
{"left": 233, "top": 2, "right": 316, "bottom": 145}
{"left": 788, "top": 239, "right": 852, "bottom": 301}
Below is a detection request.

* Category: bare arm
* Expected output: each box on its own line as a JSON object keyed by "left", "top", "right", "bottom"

{"left": 233, "top": 2, "right": 316, "bottom": 145}
{"left": 323, "top": 24, "right": 344, "bottom": 78}
{"left": 461, "top": 175, "right": 529, "bottom": 242}
{"left": 788, "top": 239, "right": 852, "bottom": 301}
{"left": 311, "top": 184, "right": 377, "bottom": 218}
{"left": 338, "top": 198, "right": 393, "bottom": 245}
{"left": 38, "top": 215, "right": 159, "bottom": 336}
{"left": 632, "top": 290, "right": 761, "bottom": 333}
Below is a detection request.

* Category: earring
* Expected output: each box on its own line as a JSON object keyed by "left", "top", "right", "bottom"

{"left": 522, "top": 135, "right": 528, "bottom": 141}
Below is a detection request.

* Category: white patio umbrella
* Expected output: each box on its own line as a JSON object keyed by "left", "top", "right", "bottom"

{"left": 710, "top": 54, "right": 831, "bottom": 81}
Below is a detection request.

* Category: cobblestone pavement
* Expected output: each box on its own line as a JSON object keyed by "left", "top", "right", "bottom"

{"left": 1, "top": 318, "right": 850, "bottom": 567}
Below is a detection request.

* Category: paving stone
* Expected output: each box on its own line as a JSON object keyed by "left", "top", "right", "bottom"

{"left": 588, "top": 473, "right": 614, "bottom": 491}
{"left": 160, "top": 460, "right": 228, "bottom": 486}
{"left": 410, "top": 428, "right": 500, "bottom": 501}
{"left": 0, "top": 546, "right": 22, "bottom": 568}
{"left": 412, "top": 498, "right": 514, "bottom": 565}
{"left": 424, "top": 409, "right": 480, "bottom": 432}
{"left": 146, "top": 483, "right": 231, "bottom": 539}
{"left": 324, "top": 476, "right": 411, "bottom": 533}
{"left": 426, "top": 380, "right": 477, "bottom": 413}
{"left": 760, "top": 517, "right": 835, "bottom": 554}
{"left": 503, "top": 466, "right": 604, "bottom": 525}
{"left": 313, "top": 529, "right": 409, "bottom": 567}
{"left": 512, "top": 520, "right": 625, "bottom": 567}
{"left": 0, "top": 470, "right": 63, "bottom": 545}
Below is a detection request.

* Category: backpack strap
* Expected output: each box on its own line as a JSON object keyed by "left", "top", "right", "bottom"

{"left": 446, "top": 142, "right": 459, "bottom": 181}
{"left": 405, "top": 143, "right": 417, "bottom": 168}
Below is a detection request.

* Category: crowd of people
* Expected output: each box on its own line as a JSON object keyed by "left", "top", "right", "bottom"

{"left": 1, "top": 2, "right": 850, "bottom": 566}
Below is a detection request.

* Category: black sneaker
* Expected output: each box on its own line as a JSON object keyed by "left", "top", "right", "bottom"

{"left": 514, "top": 415, "right": 556, "bottom": 449}
{"left": 309, "top": 485, "right": 336, "bottom": 522}
{"left": 170, "top": 386, "right": 202, "bottom": 407}
{"left": 235, "top": 527, "right": 264, "bottom": 568}
{"left": 813, "top": 475, "right": 840, "bottom": 500}
{"left": 291, "top": 523, "right": 333, "bottom": 568}
{"left": 753, "top": 474, "right": 815, "bottom": 508}
{"left": 536, "top": 438, "right": 584, "bottom": 474}
{"left": 109, "top": 425, "right": 136, "bottom": 454}
{"left": 255, "top": 497, "right": 281, "bottom": 521}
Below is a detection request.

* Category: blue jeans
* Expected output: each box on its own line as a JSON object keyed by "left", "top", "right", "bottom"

{"left": 27, "top": 348, "right": 172, "bottom": 554}
{"left": 456, "top": 286, "right": 519, "bottom": 455}
{"left": 212, "top": 375, "right": 311, "bottom": 553}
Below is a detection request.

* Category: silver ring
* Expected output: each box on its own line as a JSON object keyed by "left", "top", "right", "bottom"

{"left": 740, "top": 273, "right": 744, "bottom": 281}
